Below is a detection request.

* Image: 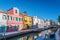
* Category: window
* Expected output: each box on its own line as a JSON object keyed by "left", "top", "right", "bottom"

{"left": 19, "top": 18, "right": 20, "bottom": 21}
{"left": 8, "top": 16, "right": 9, "bottom": 20}
{"left": 2, "top": 15, "right": 6, "bottom": 20}
{"left": 11, "top": 16, "right": 12, "bottom": 20}
{"left": 21, "top": 18, "right": 22, "bottom": 21}
{"left": 46, "top": 23, "right": 48, "bottom": 27}
{"left": 14, "top": 17, "right": 18, "bottom": 21}
{"left": 14, "top": 17, "right": 16, "bottom": 21}
{"left": 19, "top": 18, "right": 22, "bottom": 21}
{"left": 14, "top": 26, "right": 17, "bottom": 28}
{"left": 19, "top": 25, "right": 22, "bottom": 28}
{"left": 8, "top": 16, "right": 12, "bottom": 20}
{"left": 18, "top": 25, "right": 19, "bottom": 28}
{"left": 16, "top": 17, "right": 18, "bottom": 21}
{"left": 15, "top": 10, "right": 18, "bottom": 13}
{"left": 25, "top": 18, "right": 27, "bottom": 20}
{"left": 24, "top": 16, "right": 27, "bottom": 20}
{"left": 24, "top": 18, "right": 27, "bottom": 22}
{"left": 9, "top": 25, "right": 12, "bottom": 29}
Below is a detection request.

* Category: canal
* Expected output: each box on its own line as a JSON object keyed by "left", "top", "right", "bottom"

{"left": 6, "top": 32, "right": 55, "bottom": 40}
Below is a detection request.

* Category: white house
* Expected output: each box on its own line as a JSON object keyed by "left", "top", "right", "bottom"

{"left": 32, "top": 16, "right": 38, "bottom": 28}
{"left": 32, "top": 16, "right": 38, "bottom": 25}
{"left": 0, "top": 10, "right": 7, "bottom": 32}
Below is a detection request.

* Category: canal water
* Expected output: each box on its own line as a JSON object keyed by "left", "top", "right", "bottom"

{"left": 6, "top": 32, "right": 55, "bottom": 40}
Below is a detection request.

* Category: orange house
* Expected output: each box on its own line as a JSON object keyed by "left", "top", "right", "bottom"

{"left": 20, "top": 13, "right": 32, "bottom": 30}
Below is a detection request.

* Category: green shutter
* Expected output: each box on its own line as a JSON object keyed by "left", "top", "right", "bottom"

{"left": 2, "top": 15, "right": 6, "bottom": 20}
{"left": 8, "top": 16, "right": 9, "bottom": 20}
{"left": 11, "top": 16, "right": 12, "bottom": 20}
{"left": 15, "top": 10, "right": 17, "bottom": 13}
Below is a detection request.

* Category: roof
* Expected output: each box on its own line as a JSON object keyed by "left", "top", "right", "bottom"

{"left": 7, "top": 7, "right": 19, "bottom": 11}
{"left": 20, "top": 13, "right": 32, "bottom": 17}
{"left": 6, "top": 11, "right": 12, "bottom": 14}
{"left": 0, "top": 10, "right": 5, "bottom": 13}
{"left": 20, "top": 13, "right": 27, "bottom": 16}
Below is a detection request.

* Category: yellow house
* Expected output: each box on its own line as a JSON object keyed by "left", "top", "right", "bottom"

{"left": 20, "top": 13, "right": 32, "bottom": 29}
{"left": 24, "top": 14, "right": 32, "bottom": 29}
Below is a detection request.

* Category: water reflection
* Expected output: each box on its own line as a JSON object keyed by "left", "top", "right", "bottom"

{"left": 6, "top": 32, "right": 55, "bottom": 40}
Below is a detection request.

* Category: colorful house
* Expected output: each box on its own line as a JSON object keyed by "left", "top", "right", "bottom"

{"left": 50, "top": 20, "right": 53, "bottom": 26}
{"left": 37, "top": 19, "right": 40, "bottom": 28}
{"left": 45, "top": 19, "right": 50, "bottom": 27}
{"left": 0, "top": 10, "right": 7, "bottom": 32}
{"left": 44, "top": 19, "right": 47, "bottom": 27}
{"left": 37, "top": 19, "right": 45, "bottom": 38}
{"left": 20, "top": 13, "right": 32, "bottom": 29}
{"left": 38, "top": 19, "right": 44, "bottom": 28}
{"left": 24, "top": 15, "right": 32, "bottom": 29}
{"left": 32, "top": 16, "right": 38, "bottom": 29}
{"left": 19, "top": 13, "right": 27, "bottom": 30}
{"left": 6, "top": 7, "right": 22, "bottom": 32}
{"left": 43, "top": 19, "right": 52, "bottom": 37}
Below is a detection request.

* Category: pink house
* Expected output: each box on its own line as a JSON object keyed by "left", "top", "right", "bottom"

{"left": 6, "top": 7, "right": 22, "bottom": 32}
{"left": 38, "top": 19, "right": 44, "bottom": 28}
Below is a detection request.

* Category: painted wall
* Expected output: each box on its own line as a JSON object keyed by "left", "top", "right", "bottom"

{"left": 39, "top": 19, "right": 45, "bottom": 38}
{"left": 6, "top": 7, "right": 23, "bottom": 31}
{"left": 24, "top": 15, "right": 32, "bottom": 29}
{"left": 0, "top": 13, "right": 7, "bottom": 26}
{"left": 32, "top": 16, "right": 38, "bottom": 25}
{"left": 32, "top": 16, "right": 38, "bottom": 28}
{"left": 38, "top": 19, "right": 42, "bottom": 28}
{"left": 19, "top": 13, "right": 27, "bottom": 30}
{"left": 0, "top": 12, "right": 7, "bottom": 32}
{"left": 24, "top": 15, "right": 32, "bottom": 25}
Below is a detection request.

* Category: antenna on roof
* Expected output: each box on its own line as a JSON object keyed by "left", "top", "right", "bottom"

{"left": 23, "top": 11, "right": 27, "bottom": 14}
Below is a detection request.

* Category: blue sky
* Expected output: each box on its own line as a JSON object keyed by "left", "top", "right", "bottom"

{"left": 0, "top": 0, "right": 60, "bottom": 21}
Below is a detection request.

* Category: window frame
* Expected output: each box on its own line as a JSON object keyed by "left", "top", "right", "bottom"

{"left": 15, "top": 10, "right": 18, "bottom": 13}
{"left": 8, "top": 16, "right": 12, "bottom": 20}
{"left": 2, "top": 15, "right": 6, "bottom": 20}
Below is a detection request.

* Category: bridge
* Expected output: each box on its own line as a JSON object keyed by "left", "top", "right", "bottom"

{"left": 0, "top": 25, "right": 60, "bottom": 40}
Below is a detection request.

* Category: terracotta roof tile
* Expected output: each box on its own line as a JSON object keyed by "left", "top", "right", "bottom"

{"left": 0, "top": 10, "right": 5, "bottom": 13}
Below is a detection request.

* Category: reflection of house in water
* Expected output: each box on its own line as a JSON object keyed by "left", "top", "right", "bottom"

{"left": 43, "top": 19, "right": 52, "bottom": 37}
{"left": 55, "top": 28, "right": 60, "bottom": 40}
{"left": 27, "top": 35, "right": 34, "bottom": 40}
{"left": 38, "top": 33, "right": 42, "bottom": 37}
{"left": 21, "top": 35, "right": 34, "bottom": 40}
{"left": 21, "top": 36, "right": 27, "bottom": 40}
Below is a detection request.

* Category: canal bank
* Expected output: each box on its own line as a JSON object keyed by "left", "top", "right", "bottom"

{"left": 0, "top": 26, "right": 59, "bottom": 40}
{"left": 0, "top": 28, "right": 41, "bottom": 40}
